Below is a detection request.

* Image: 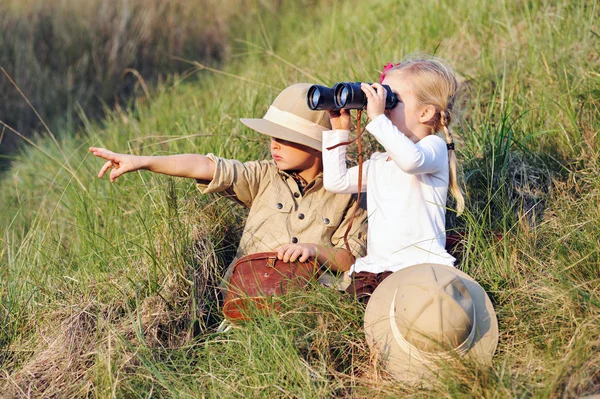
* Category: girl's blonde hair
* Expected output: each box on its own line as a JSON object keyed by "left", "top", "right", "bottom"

{"left": 387, "top": 56, "right": 465, "bottom": 215}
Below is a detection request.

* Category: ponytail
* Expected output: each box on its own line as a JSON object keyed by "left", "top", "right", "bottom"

{"left": 440, "top": 110, "right": 465, "bottom": 215}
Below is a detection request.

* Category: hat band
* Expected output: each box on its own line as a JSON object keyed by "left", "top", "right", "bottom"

{"left": 389, "top": 288, "right": 477, "bottom": 363}
{"left": 263, "top": 106, "right": 326, "bottom": 142}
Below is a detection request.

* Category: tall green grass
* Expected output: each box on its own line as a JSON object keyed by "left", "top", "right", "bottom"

{"left": 1, "top": 0, "right": 599, "bottom": 397}
{"left": 0, "top": 0, "right": 297, "bottom": 161}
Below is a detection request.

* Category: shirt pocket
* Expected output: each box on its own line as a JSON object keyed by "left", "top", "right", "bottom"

{"left": 316, "top": 201, "right": 348, "bottom": 240}
{"left": 263, "top": 199, "right": 293, "bottom": 214}
{"left": 254, "top": 198, "right": 294, "bottom": 243}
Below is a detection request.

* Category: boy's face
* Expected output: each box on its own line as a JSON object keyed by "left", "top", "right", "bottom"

{"left": 270, "top": 137, "right": 320, "bottom": 172}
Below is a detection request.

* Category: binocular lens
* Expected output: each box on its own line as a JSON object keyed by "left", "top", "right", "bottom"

{"left": 333, "top": 82, "right": 364, "bottom": 109}
{"left": 307, "top": 85, "right": 339, "bottom": 111}
{"left": 311, "top": 90, "right": 321, "bottom": 108}
{"left": 338, "top": 86, "right": 349, "bottom": 108}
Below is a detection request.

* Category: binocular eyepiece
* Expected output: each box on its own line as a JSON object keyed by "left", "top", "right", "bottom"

{"left": 307, "top": 82, "right": 398, "bottom": 111}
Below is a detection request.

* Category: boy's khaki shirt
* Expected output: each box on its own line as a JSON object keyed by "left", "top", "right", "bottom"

{"left": 197, "top": 154, "right": 368, "bottom": 286}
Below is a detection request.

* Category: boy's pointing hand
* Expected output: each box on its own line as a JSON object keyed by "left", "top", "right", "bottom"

{"left": 89, "top": 147, "right": 143, "bottom": 182}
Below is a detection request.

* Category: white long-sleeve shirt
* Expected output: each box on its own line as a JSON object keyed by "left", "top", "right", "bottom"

{"left": 322, "top": 114, "right": 455, "bottom": 274}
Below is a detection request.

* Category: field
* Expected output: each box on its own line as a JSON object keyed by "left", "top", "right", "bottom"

{"left": 0, "top": 0, "right": 599, "bottom": 397}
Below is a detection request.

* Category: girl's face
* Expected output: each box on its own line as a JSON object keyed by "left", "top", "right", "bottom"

{"left": 270, "top": 137, "right": 321, "bottom": 174}
{"left": 382, "top": 71, "right": 431, "bottom": 142}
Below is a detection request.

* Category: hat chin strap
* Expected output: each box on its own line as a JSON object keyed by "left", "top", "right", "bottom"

{"left": 389, "top": 288, "right": 477, "bottom": 363}
{"left": 264, "top": 106, "right": 326, "bottom": 142}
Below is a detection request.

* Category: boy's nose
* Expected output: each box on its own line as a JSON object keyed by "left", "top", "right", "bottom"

{"left": 270, "top": 138, "right": 280, "bottom": 149}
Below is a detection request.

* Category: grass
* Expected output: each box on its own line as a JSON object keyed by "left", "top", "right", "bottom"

{"left": 1, "top": 0, "right": 599, "bottom": 397}
{"left": 0, "top": 0, "right": 297, "bottom": 162}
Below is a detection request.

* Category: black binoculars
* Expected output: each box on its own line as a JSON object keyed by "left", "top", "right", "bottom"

{"left": 307, "top": 82, "right": 398, "bottom": 111}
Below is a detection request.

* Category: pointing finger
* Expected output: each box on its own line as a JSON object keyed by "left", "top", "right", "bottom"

{"left": 90, "top": 148, "right": 117, "bottom": 162}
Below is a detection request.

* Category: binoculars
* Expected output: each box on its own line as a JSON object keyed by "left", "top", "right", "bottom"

{"left": 307, "top": 82, "right": 398, "bottom": 111}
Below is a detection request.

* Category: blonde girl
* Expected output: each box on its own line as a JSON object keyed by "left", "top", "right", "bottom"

{"left": 322, "top": 56, "right": 464, "bottom": 302}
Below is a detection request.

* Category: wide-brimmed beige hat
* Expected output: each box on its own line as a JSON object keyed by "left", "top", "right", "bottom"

{"left": 240, "top": 83, "right": 331, "bottom": 151}
{"left": 364, "top": 263, "right": 498, "bottom": 383}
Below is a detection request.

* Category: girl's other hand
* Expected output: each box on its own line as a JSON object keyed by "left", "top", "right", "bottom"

{"left": 89, "top": 147, "right": 143, "bottom": 182}
{"left": 276, "top": 243, "right": 317, "bottom": 263}
{"left": 327, "top": 109, "right": 351, "bottom": 130}
{"left": 361, "top": 82, "right": 386, "bottom": 121}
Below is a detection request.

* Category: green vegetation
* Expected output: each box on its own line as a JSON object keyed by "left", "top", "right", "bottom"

{"left": 1, "top": 0, "right": 599, "bottom": 397}
{"left": 0, "top": 0, "right": 270, "bottom": 159}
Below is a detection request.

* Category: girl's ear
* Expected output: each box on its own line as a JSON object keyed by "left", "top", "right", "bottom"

{"left": 419, "top": 105, "right": 436, "bottom": 124}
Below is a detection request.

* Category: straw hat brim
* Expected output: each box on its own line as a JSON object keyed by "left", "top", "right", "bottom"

{"left": 364, "top": 263, "right": 498, "bottom": 383}
{"left": 240, "top": 118, "right": 323, "bottom": 152}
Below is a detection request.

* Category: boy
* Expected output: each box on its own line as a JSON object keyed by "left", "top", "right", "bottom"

{"left": 90, "top": 83, "right": 367, "bottom": 287}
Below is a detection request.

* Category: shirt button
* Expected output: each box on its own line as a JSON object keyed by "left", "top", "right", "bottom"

{"left": 298, "top": 213, "right": 305, "bottom": 220}
{"left": 294, "top": 192, "right": 300, "bottom": 198}
{"left": 276, "top": 202, "right": 283, "bottom": 209}
{"left": 291, "top": 237, "right": 298, "bottom": 244}
{"left": 323, "top": 218, "right": 330, "bottom": 225}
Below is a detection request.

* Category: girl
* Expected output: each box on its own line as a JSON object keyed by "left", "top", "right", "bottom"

{"left": 322, "top": 56, "right": 464, "bottom": 302}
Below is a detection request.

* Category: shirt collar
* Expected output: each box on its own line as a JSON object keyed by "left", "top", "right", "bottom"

{"left": 278, "top": 170, "right": 323, "bottom": 193}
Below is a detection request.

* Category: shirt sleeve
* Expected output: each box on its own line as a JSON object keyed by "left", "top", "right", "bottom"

{"left": 322, "top": 130, "right": 369, "bottom": 194}
{"left": 366, "top": 114, "right": 447, "bottom": 175}
{"left": 195, "top": 154, "right": 272, "bottom": 208}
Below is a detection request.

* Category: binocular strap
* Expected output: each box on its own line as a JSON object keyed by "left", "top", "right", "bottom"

{"left": 325, "top": 110, "right": 364, "bottom": 253}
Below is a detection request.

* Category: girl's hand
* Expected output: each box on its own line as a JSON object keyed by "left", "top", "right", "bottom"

{"left": 276, "top": 243, "right": 317, "bottom": 263}
{"left": 327, "top": 109, "right": 351, "bottom": 130}
{"left": 89, "top": 147, "right": 143, "bottom": 182}
{"left": 361, "top": 83, "right": 386, "bottom": 121}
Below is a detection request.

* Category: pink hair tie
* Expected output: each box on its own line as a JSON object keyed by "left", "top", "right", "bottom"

{"left": 379, "top": 62, "right": 399, "bottom": 84}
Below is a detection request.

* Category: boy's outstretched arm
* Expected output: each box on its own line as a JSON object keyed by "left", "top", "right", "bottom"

{"left": 89, "top": 147, "right": 215, "bottom": 183}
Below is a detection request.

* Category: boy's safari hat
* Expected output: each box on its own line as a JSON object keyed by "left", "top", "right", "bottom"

{"left": 364, "top": 263, "right": 498, "bottom": 383}
{"left": 241, "top": 83, "right": 331, "bottom": 151}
